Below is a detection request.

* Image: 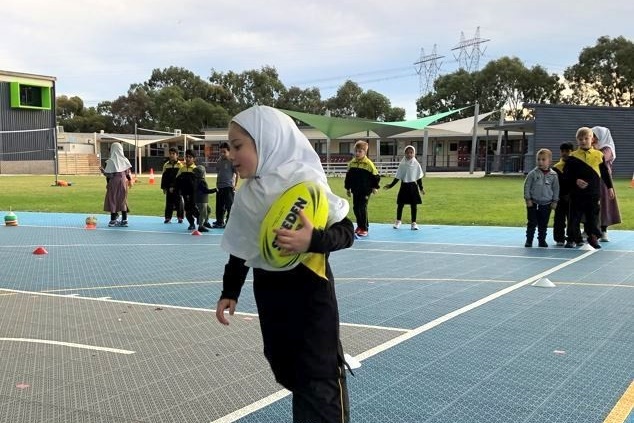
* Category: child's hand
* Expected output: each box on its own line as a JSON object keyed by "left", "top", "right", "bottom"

{"left": 550, "top": 202, "right": 558, "bottom": 210}
{"left": 346, "top": 190, "right": 351, "bottom": 197}
{"left": 215, "top": 298, "right": 237, "bottom": 325}
{"left": 526, "top": 200, "right": 533, "bottom": 207}
{"left": 274, "top": 209, "right": 313, "bottom": 255}
{"left": 383, "top": 185, "right": 391, "bottom": 190}
{"left": 608, "top": 188, "right": 615, "bottom": 200}
{"left": 371, "top": 188, "right": 378, "bottom": 195}
{"left": 576, "top": 179, "right": 588, "bottom": 189}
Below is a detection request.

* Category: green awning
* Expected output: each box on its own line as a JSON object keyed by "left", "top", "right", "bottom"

{"left": 279, "top": 107, "right": 469, "bottom": 139}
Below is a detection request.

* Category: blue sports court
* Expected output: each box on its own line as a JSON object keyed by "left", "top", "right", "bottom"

{"left": 0, "top": 212, "right": 632, "bottom": 422}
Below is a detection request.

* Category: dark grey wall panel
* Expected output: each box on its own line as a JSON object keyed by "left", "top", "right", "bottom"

{"left": 0, "top": 82, "right": 56, "bottom": 163}
{"left": 528, "top": 104, "right": 634, "bottom": 178}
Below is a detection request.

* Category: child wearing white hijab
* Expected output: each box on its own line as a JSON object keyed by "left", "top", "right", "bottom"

{"left": 591, "top": 126, "right": 621, "bottom": 241}
{"left": 215, "top": 106, "right": 353, "bottom": 423}
{"left": 102, "top": 142, "right": 132, "bottom": 227}
{"left": 383, "top": 145, "right": 425, "bottom": 230}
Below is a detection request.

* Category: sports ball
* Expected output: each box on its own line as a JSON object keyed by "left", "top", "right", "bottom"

{"left": 259, "top": 181, "right": 329, "bottom": 268}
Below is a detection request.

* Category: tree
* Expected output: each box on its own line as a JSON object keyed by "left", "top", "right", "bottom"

{"left": 108, "top": 84, "right": 155, "bottom": 132}
{"left": 355, "top": 90, "right": 392, "bottom": 120}
{"left": 145, "top": 67, "right": 213, "bottom": 101}
{"left": 385, "top": 107, "right": 406, "bottom": 122}
{"left": 56, "top": 95, "right": 84, "bottom": 120}
{"left": 563, "top": 36, "right": 634, "bottom": 107}
{"left": 325, "top": 80, "right": 363, "bottom": 117}
{"left": 416, "top": 69, "right": 479, "bottom": 118}
{"left": 209, "top": 66, "right": 287, "bottom": 116}
{"left": 275, "top": 86, "right": 324, "bottom": 114}
{"left": 416, "top": 57, "right": 561, "bottom": 120}
{"left": 477, "top": 57, "right": 560, "bottom": 119}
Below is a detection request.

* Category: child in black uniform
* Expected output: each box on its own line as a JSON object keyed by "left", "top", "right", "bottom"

{"left": 192, "top": 165, "right": 217, "bottom": 233}
{"left": 344, "top": 140, "right": 380, "bottom": 237}
{"left": 215, "top": 105, "right": 354, "bottom": 423}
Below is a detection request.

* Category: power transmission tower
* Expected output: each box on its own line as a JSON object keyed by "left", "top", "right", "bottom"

{"left": 413, "top": 44, "right": 444, "bottom": 96}
{"left": 451, "top": 27, "right": 490, "bottom": 72}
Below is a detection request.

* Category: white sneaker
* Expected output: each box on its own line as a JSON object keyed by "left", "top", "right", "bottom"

{"left": 393, "top": 220, "right": 401, "bottom": 229}
{"left": 600, "top": 233, "right": 609, "bottom": 242}
{"left": 411, "top": 222, "right": 419, "bottom": 230}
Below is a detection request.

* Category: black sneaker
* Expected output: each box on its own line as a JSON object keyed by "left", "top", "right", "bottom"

{"left": 108, "top": 220, "right": 118, "bottom": 227}
{"left": 524, "top": 240, "right": 532, "bottom": 247}
{"left": 119, "top": 220, "right": 128, "bottom": 227}
{"left": 198, "top": 226, "right": 209, "bottom": 232}
{"left": 212, "top": 222, "right": 225, "bottom": 229}
{"left": 164, "top": 219, "right": 171, "bottom": 224}
{"left": 538, "top": 241, "right": 548, "bottom": 248}
{"left": 187, "top": 224, "right": 195, "bottom": 230}
{"left": 564, "top": 242, "right": 575, "bottom": 248}
{"left": 203, "top": 222, "right": 212, "bottom": 229}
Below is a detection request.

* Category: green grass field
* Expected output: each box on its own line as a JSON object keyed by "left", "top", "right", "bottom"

{"left": 0, "top": 175, "right": 631, "bottom": 229}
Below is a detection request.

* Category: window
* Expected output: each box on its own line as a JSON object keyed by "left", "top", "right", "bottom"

{"left": 449, "top": 143, "right": 458, "bottom": 152}
{"left": 339, "top": 142, "right": 352, "bottom": 154}
{"left": 379, "top": 141, "right": 396, "bottom": 156}
{"left": 10, "top": 82, "right": 52, "bottom": 110}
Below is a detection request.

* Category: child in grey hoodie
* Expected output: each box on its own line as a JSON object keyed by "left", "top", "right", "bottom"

{"left": 523, "top": 148, "right": 559, "bottom": 247}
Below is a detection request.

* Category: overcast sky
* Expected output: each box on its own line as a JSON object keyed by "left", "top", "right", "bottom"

{"left": 3, "top": 0, "right": 633, "bottom": 119}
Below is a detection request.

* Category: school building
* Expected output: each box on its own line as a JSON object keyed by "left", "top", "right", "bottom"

{"left": 0, "top": 70, "right": 57, "bottom": 174}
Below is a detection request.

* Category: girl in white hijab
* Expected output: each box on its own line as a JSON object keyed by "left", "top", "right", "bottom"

{"left": 102, "top": 142, "right": 133, "bottom": 227}
{"left": 383, "top": 145, "right": 425, "bottom": 230}
{"left": 215, "top": 106, "right": 353, "bottom": 423}
{"left": 591, "top": 126, "right": 621, "bottom": 240}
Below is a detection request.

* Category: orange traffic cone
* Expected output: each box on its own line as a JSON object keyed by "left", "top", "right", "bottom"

{"left": 149, "top": 168, "right": 155, "bottom": 185}
{"left": 191, "top": 230, "right": 202, "bottom": 236}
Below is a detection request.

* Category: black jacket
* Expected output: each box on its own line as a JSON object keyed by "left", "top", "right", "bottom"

{"left": 220, "top": 217, "right": 354, "bottom": 388}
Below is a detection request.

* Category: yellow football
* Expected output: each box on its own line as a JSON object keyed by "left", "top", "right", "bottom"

{"left": 259, "top": 181, "right": 329, "bottom": 268}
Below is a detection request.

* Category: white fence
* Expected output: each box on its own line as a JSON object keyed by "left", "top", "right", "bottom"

{"left": 324, "top": 161, "right": 400, "bottom": 177}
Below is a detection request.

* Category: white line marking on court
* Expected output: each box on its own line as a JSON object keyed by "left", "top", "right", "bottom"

{"left": 6, "top": 224, "right": 224, "bottom": 237}
{"left": 0, "top": 338, "right": 135, "bottom": 354}
{"left": 208, "top": 248, "right": 599, "bottom": 423}
{"left": 2, "top": 288, "right": 409, "bottom": 331}
{"left": 350, "top": 247, "right": 566, "bottom": 260}
{"left": 340, "top": 322, "right": 408, "bottom": 332}
{"left": 210, "top": 389, "right": 291, "bottom": 423}
{"left": 557, "top": 281, "right": 634, "bottom": 288}
{"left": 338, "top": 277, "right": 516, "bottom": 284}
{"left": 0, "top": 288, "right": 260, "bottom": 318}
{"left": 0, "top": 242, "right": 219, "bottom": 248}
{"left": 354, "top": 249, "right": 598, "bottom": 362}
{"left": 43, "top": 280, "right": 222, "bottom": 292}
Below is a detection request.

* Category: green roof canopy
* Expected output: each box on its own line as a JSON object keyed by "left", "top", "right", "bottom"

{"left": 279, "top": 107, "right": 469, "bottom": 139}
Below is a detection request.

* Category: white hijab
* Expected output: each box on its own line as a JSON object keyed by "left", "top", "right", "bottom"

{"left": 395, "top": 145, "right": 424, "bottom": 182}
{"left": 104, "top": 142, "right": 132, "bottom": 173}
{"left": 221, "top": 106, "right": 349, "bottom": 271}
{"left": 591, "top": 126, "right": 616, "bottom": 160}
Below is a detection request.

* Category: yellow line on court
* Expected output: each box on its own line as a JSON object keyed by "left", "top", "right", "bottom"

{"left": 603, "top": 380, "right": 634, "bottom": 423}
